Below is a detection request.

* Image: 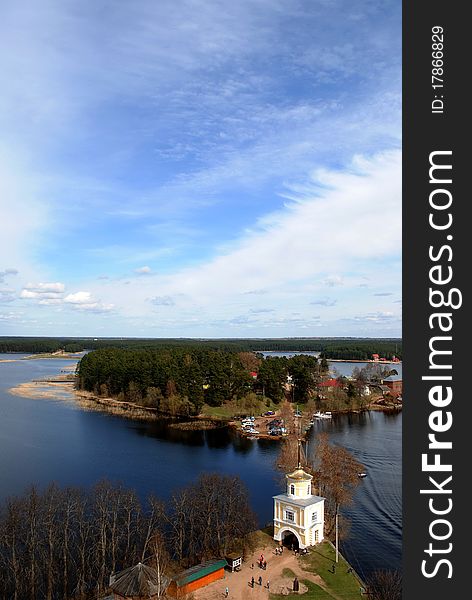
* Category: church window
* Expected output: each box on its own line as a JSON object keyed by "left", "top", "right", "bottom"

{"left": 290, "top": 484, "right": 295, "bottom": 495}
{"left": 285, "top": 510, "right": 295, "bottom": 522}
{"left": 312, "top": 511, "right": 318, "bottom": 523}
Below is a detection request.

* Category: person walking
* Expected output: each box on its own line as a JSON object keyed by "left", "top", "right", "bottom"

{"left": 225, "top": 586, "right": 229, "bottom": 597}
{"left": 267, "top": 580, "right": 270, "bottom": 590}
{"left": 258, "top": 575, "right": 262, "bottom": 586}
{"left": 251, "top": 576, "right": 254, "bottom": 588}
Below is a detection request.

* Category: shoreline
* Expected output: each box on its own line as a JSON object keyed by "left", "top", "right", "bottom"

{"left": 8, "top": 373, "right": 401, "bottom": 435}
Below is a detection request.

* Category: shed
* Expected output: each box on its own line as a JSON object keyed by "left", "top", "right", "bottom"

{"left": 225, "top": 552, "right": 242, "bottom": 572}
{"left": 109, "top": 562, "right": 169, "bottom": 599}
{"left": 167, "top": 559, "right": 227, "bottom": 598}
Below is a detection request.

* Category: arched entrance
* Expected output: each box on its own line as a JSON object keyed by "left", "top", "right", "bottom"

{"left": 281, "top": 528, "right": 301, "bottom": 550}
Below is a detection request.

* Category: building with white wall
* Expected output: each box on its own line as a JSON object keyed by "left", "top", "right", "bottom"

{"left": 273, "top": 467, "right": 325, "bottom": 549}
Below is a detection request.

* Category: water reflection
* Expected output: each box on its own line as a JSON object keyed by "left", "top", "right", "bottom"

{"left": 0, "top": 356, "right": 401, "bottom": 577}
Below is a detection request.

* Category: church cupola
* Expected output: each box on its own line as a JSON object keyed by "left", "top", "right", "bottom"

{"left": 286, "top": 468, "right": 313, "bottom": 499}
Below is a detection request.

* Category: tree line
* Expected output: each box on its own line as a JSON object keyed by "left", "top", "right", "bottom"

{"left": 0, "top": 338, "right": 83, "bottom": 354}
{"left": 76, "top": 349, "right": 330, "bottom": 413}
{"left": 0, "top": 475, "right": 256, "bottom": 600}
{"left": 76, "top": 348, "right": 255, "bottom": 415}
{"left": 0, "top": 336, "right": 402, "bottom": 359}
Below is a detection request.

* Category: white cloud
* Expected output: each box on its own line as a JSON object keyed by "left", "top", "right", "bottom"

{"left": 135, "top": 266, "right": 152, "bottom": 274}
{"left": 0, "top": 289, "right": 16, "bottom": 303}
{"left": 0, "top": 268, "right": 19, "bottom": 283}
{"left": 20, "top": 282, "right": 65, "bottom": 301}
{"left": 64, "top": 291, "right": 114, "bottom": 313}
{"left": 155, "top": 151, "right": 401, "bottom": 302}
{"left": 24, "top": 282, "right": 65, "bottom": 293}
{"left": 310, "top": 298, "right": 337, "bottom": 307}
{"left": 151, "top": 295, "right": 175, "bottom": 306}
{"left": 64, "top": 291, "right": 94, "bottom": 305}
{"left": 323, "top": 275, "right": 344, "bottom": 288}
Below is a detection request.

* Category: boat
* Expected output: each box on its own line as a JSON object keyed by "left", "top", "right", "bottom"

{"left": 314, "top": 411, "right": 332, "bottom": 419}
{"left": 358, "top": 472, "right": 367, "bottom": 478}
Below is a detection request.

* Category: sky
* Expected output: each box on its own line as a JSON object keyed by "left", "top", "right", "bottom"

{"left": 0, "top": 0, "right": 401, "bottom": 338}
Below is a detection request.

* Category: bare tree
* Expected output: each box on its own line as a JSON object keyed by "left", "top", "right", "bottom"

{"left": 25, "top": 487, "right": 40, "bottom": 599}
{"left": 43, "top": 485, "right": 60, "bottom": 600}
{"left": 366, "top": 570, "right": 402, "bottom": 600}
{"left": 313, "top": 433, "right": 363, "bottom": 537}
{"left": 1, "top": 497, "right": 23, "bottom": 600}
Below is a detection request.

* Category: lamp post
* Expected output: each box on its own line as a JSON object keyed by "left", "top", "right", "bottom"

{"left": 335, "top": 503, "right": 339, "bottom": 564}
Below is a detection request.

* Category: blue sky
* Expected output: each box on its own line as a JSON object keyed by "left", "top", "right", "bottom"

{"left": 0, "top": 0, "right": 401, "bottom": 338}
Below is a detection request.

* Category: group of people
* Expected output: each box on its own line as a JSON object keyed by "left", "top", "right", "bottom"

{"left": 252, "top": 553, "right": 268, "bottom": 570}
{"left": 248, "top": 554, "right": 269, "bottom": 589}
{"left": 274, "top": 545, "right": 284, "bottom": 555}
{"left": 250, "top": 575, "right": 270, "bottom": 589}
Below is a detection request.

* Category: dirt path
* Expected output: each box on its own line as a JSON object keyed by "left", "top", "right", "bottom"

{"left": 193, "top": 544, "right": 332, "bottom": 600}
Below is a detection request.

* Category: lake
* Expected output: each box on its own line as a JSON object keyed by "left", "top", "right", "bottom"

{"left": 0, "top": 355, "right": 401, "bottom": 579}
{"left": 261, "top": 351, "right": 402, "bottom": 379}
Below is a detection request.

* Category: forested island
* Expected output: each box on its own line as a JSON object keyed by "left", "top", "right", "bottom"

{"left": 0, "top": 336, "right": 402, "bottom": 360}
{"left": 76, "top": 348, "right": 328, "bottom": 416}
{"left": 75, "top": 347, "right": 399, "bottom": 419}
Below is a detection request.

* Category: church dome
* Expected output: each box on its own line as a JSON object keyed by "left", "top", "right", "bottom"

{"left": 286, "top": 468, "right": 313, "bottom": 481}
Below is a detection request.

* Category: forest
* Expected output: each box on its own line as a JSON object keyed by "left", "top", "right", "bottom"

{"left": 0, "top": 475, "right": 256, "bottom": 600}
{"left": 76, "top": 348, "right": 329, "bottom": 414}
{"left": 0, "top": 336, "right": 402, "bottom": 359}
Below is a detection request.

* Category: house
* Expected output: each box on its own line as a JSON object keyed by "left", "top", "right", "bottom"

{"left": 273, "top": 467, "right": 325, "bottom": 549}
{"left": 382, "top": 375, "right": 403, "bottom": 396}
{"left": 108, "top": 562, "right": 169, "bottom": 599}
{"left": 166, "top": 559, "right": 227, "bottom": 598}
{"left": 372, "top": 354, "right": 380, "bottom": 361}
{"left": 249, "top": 371, "right": 258, "bottom": 379}
{"left": 318, "top": 378, "right": 342, "bottom": 392}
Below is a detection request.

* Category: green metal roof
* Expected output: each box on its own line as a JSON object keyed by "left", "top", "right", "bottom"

{"left": 173, "top": 559, "right": 227, "bottom": 587}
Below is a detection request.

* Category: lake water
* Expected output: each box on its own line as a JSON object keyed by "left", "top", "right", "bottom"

{"left": 0, "top": 355, "right": 401, "bottom": 579}
{"left": 261, "top": 351, "right": 402, "bottom": 379}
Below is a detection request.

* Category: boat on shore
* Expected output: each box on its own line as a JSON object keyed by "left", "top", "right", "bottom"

{"left": 314, "top": 411, "right": 332, "bottom": 419}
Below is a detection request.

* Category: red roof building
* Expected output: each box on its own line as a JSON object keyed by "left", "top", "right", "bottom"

{"left": 318, "top": 379, "right": 343, "bottom": 392}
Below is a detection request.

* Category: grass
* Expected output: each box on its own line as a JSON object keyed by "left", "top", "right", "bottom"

{"left": 299, "top": 542, "right": 363, "bottom": 599}
{"left": 246, "top": 526, "right": 277, "bottom": 550}
{"left": 200, "top": 397, "right": 280, "bottom": 420}
{"left": 200, "top": 404, "right": 236, "bottom": 419}
{"left": 269, "top": 542, "right": 363, "bottom": 600}
{"left": 270, "top": 579, "right": 336, "bottom": 600}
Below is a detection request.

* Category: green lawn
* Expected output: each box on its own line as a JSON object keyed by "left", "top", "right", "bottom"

{"left": 200, "top": 397, "right": 279, "bottom": 420}
{"left": 200, "top": 404, "right": 236, "bottom": 419}
{"left": 270, "top": 579, "right": 336, "bottom": 600}
{"left": 270, "top": 542, "right": 364, "bottom": 600}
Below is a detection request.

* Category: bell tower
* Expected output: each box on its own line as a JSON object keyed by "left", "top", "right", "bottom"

{"left": 273, "top": 464, "right": 325, "bottom": 549}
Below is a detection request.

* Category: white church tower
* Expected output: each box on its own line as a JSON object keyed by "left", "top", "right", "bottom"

{"left": 273, "top": 465, "right": 325, "bottom": 549}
